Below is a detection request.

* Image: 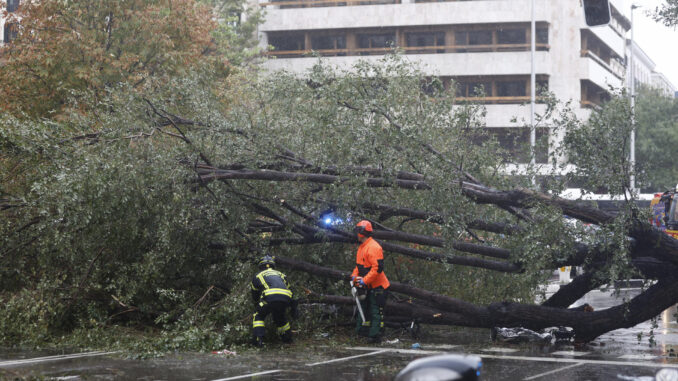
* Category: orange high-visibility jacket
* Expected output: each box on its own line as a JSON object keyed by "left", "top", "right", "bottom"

{"left": 351, "top": 237, "right": 390, "bottom": 289}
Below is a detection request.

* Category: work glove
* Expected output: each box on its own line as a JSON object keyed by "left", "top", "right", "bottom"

{"left": 355, "top": 277, "right": 366, "bottom": 288}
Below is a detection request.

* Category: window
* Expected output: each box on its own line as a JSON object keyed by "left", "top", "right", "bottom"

{"left": 269, "top": 34, "right": 305, "bottom": 52}
{"left": 496, "top": 80, "right": 526, "bottom": 97}
{"left": 466, "top": 82, "right": 491, "bottom": 97}
{"left": 357, "top": 33, "right": 395, "bottom": 54}
{"left": 3, "top": 23, "right": 18, "bottom": 43}
{"left": 455, "top": 80, "right": 491, "bottom": 97}
{"left": 454, "top": 76, "right": 546, "bottom": 102}
{"left": 497, "top": 29, "right": 525, "bottom": 44}
{"left": 455, "top": 30, "right": 492, "bottom": 52}
{"left": 311, "top": 35, "right": 346, "bottom": 55}
{"left": 406, "top": 32, "right": 445, "bottom": 47}
{"left": 536, "top": 28, "right": 548, "bottom": 44}
{"left": 7, "top": 0, "right": 19, "bottom": 12}
{"left": 477, "top": 128, "right": 549, "bottom": 164}
{"left": 467, "top": 30, "right": 492, "bottom": 45}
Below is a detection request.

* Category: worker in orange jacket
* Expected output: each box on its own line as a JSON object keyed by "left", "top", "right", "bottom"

{"left": 351, "top": 220, "right": 390, "bottom": 341}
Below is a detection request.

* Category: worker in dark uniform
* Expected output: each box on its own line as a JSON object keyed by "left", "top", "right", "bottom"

{"left": 351, "top": 220, "right": 390, "bottom": 342}
{"left": 251, "top": 255, "right": 294, "bottom": 347}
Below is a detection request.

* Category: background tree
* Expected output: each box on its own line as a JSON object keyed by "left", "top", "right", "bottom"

{"left": 634, "top": 86, "right": 678, "bottom": 192}
{"left": 653, "top": 0, "right": 678, "bottom": 27}
{"left": 202, "top": 0, "right": 264, "bottom": 66}
{"left": 0, "top": 0, "right": 221, "bottom": 118}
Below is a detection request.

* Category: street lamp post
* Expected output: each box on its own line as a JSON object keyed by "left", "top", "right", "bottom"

{"left": 530, "top": 0, "right": 536, "bottom": 187}
{"left": 629, "top": 4, "right": 640, "bottom": 192}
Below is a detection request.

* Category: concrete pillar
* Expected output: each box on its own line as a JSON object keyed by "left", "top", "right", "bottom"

{"left": 346, "top": 30, "right": 357, "bottom": 55}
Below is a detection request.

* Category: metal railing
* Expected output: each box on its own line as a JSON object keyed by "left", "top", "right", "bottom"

{"left": 456, "top": 96, "right": 544, "bottom": 104}
{"left": 266, "top": 43, "right": 550, "bottom": 58}
{"left": 580, "top": 49, "right": 624, "bottom": 79}
{"left": 260, "top": 0, "right": 399, "bottom": 8}
{"left": 259, "top": 0, "right": 494, "bottom": 7}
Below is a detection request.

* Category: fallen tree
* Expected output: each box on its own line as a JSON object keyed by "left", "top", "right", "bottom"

{"left": 2, "top": 55, "right": 675, "bottom": 344}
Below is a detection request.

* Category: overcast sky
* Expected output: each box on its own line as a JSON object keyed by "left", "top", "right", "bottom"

{"left": 622, "top": 0, "right": 678, "bottom": 89}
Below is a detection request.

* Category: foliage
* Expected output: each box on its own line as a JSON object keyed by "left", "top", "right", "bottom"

{"left": 0, "top": 51, "right": 659, "bottom": 349}
{"left": 0, "top": 0, "right": 222, "bottom": 118}
{"left": 653, "top": 0, "right": 678, "bottom": 27}
{"left": 0, "top": 56, "right": 518, "bottom": 346}
{"left": 634, "top": 86, "right": 678, "bottom": 192}
{"left": 201, "top": 0, "right": 265, "bottom": 66}
{"left": 559, "top": 89, "right": 636, "bottom": 196}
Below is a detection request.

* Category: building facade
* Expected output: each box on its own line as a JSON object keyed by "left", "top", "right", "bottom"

{"left": 1, "top": 0, "right": 19, "bottom": 44}
{"left": 651, "top": 72, "right": 677, "bottom": 98}
{"left": 626, "top": 39, "right": 655, "bottom": 90}
{"left": 257, "top": 0, "right": 631, "bottom": 166}
{"left": 625, "top": 40, "right": 676, "bottom": 98}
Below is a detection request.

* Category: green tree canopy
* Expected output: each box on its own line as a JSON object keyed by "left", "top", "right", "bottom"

{"left": 0, "top": 0, "right": 225, "bottom": 118}
{"left": 635, "top": 86, "right": 678, "bottom": 192}
{"left": 3, "top": 54, "right": 678, "bottom": 347}
{"left": 653, "top": 0, "right": 678, "bottom": 27}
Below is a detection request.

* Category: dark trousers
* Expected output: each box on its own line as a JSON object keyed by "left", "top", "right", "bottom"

{"left": 356, "top": 287, "right": 388, "bottom": 338}
{"left": 252, "top": 299, "right": 291, "bottom": 340}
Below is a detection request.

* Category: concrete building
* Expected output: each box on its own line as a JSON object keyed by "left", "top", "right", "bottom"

{"left": 651, "top": 72, "right": 676, "bottom": 98}
{"left": 626, "top": 39, "right": 655, "bottom": 89}
{"left": 257, "top": 0, "right": 631, "bottom": 166}
{"left": 626, "top": 39, "right": 676, "bottom": 98}
{"left": 0, "top": 0, "right": 19, "bottom": 44}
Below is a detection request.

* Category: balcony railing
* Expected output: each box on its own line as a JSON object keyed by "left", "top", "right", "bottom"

{"left": 267, "top": 43, "right": 550, "bottom": 58}
{"left": 580, "top": 49, "right": 623, "bottom": 79}
{"left": 260, "top": 0, "right": 399, "bottom": 8}
{"left": 580, "top": 100, "right": 600, "bottom": 109}
{"left": 259, "top": 0, "right": 495, "bottom": 7}
{"left": 456, "top": 96, "right": 544, "bottom": 104}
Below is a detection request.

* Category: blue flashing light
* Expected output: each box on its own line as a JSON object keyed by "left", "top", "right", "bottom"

{"left": 320, "top": 214, "right": 343, "bottom": 226}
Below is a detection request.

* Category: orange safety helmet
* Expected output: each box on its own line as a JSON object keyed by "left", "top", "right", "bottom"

{"left": 354, "top": 220, "right": 373, "bottom": 238}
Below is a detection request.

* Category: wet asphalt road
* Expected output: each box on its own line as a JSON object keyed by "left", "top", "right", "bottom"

{"left": 3, "top": 286, "right": 678, "bottom": 380}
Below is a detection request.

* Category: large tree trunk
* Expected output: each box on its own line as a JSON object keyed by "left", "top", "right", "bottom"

{"left": 183, "top": 132, "right": 678, "bottom": 342}
{"left": 276, "top": 256, "right": 678, "bottom": 341}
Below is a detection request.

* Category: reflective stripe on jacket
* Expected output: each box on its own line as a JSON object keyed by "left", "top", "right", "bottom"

{"left": 251, "top": 268, "right": 293, "bottom": 303}
{"left": 351, "top": 237, "right": 390, "bottom": 289}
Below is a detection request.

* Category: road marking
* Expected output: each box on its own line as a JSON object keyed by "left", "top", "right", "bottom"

{"left": 550, "top": 350, "right": 589, "bottom": 357}
{"left": 481, "top": 347, "right": 519, "bottom": 353}
{"left": 0, "top": 351, "right": 106, "bottom": 365}
{"left": 346, "top": 347, "right": 678, "bottom": 369}
{"left": 306, "top": 350, "right": 387, "bottom": 366}
{"left": 618, "top": 354, "right": 659, "bottom": 360}
{"left": 347, "top": 346, "right": 444, "bottom": 355}
{"left": 211, "top": 369, "right": 282, "bottom": 381}
{"left": 469, "top": 353, "right": 678, "bottom": 369}
{"left": 0, "top": 351, "right": 117, "bottom": 367}
{"left": 424, "top": 344, "right": 459, "bottom": 350}
{"left": 523, "top": 362, "right": 584, "bottom": 380}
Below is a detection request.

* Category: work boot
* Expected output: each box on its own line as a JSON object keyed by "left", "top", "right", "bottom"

{"left": 253, "top": 336, "right": 264, "bottom": 348}
{"left": 367, "top": 335, "right": 382, "bottom": 344}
